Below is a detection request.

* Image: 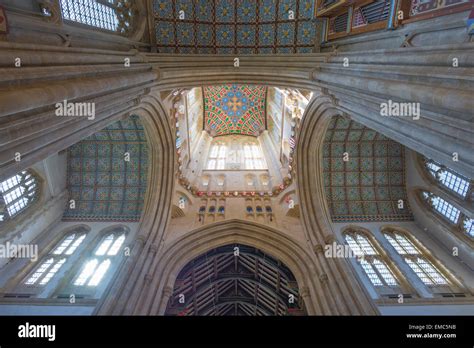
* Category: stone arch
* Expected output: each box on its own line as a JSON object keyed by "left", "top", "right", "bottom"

{"left": 164, "top": 243, "right": 305, "bottom": 316}
{"left": 296, "top": 91, "right": 379, "bottom": 315}
{"left": 94, "top": 91, "right": 176, "bottom": 315}
{"left": 132, "top": 219, "right": 321, "bottom": 315}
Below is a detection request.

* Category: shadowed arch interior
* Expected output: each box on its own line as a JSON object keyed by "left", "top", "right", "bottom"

{"left": 164, "top": 243, "right": 304, "bottom": 316}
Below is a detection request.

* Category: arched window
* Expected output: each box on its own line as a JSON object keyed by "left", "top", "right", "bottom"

{"left": 383, "top": 231, "right": 450, "bottom": 286}
{"left": 0, "top": 170, "right": 39, "bottom": 223}
{"left": 424, "top": 159, "right": 470, "bottom": 198}
{"left": 421, "top": 158, "right": 472, "bottom": 240}
{"left": 24, "top": 230, "right": 87, "bottom": 286}
{"left": 73, "top": 228, "right": 126, "bottom": 287}
{"left": 421, "top": 191, "right": 460, "bottom": 224}
{"left": 243, "top": 143, "right": 266, "bottom": 170}
{"left": 344, "top": 231, "right": 399, "bottom": 287}
{"left": 60, "top": 0, "right": 120, "bottom": 32}
{"left": 207, "top": 143, "right": 227, "bottom": 170}
{"left": 462, "top": 218, "right": 473, "bottom": 238}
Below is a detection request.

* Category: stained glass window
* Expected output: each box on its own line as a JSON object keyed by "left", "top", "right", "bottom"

{"left": 0, "top": 170, "right": 39, "bottom": 223}
{"left": 25, "top": 231, "right": 87, "bottom": 286}
{"left": 74, "top": 230, "right": 126, "bottom": 287}
{"left": 384, "top": 232, "right": 449, "bottom": 286}
{"left": 425, "top": 159, "right": 470, "bottom": 198}
{"left": 422, "top": 191, "right": 460, "bottom": 224}
{"left": 344, "top": 232, "right": 398, "bottom": 287}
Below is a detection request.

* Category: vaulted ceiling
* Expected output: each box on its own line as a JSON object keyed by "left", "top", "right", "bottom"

{"left": 165, "top": 244, "right": 304, "bottom": 316}
{"left": 63, "top": 116, "right": 148, "bottom": 222}
{"left": 154, "top": 0, "right": 320, "bottom": 54}
{"left": 323, "top": 116, "right": 413, "bottom": 222}
{"left": 204, "top": 84, "right": 267, "bottom": 136}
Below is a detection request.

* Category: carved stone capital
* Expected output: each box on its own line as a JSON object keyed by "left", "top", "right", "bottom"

{"left": 313, "top": 244, "right": 324, "bottom": 254}
{"left": 324, "top": 234, "right": 335, "bottom": 244}
{"left": 299, "top": 286, "right": 310, "bottom": 298}
{"left": 163, "top": 286, "right": 174, "bottom": 297}
{"left": 319, "top": 273, "right": 329, "bottom": 283}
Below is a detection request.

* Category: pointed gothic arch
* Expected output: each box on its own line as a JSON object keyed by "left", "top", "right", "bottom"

{"left": 122, "top": 219, "right": 321, "bottom": 315}
{"left": 93, "top": 91, "right": 176, "bottom": 315}
{"left": 296, "top": 91, "right": 379, "bottom": 315}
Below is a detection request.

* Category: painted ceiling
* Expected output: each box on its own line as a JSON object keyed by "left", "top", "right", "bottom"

{"left": 323, "top": 116, "right": 413, "bottom": 222}
{"left": 203, "top": 84, "right": 267, "bottom": 136}
{"left": 154, "top": 0, "right": 320, "bottom": 54}
{"left": 63, "top": 116, "right": 148, "bottom": 222}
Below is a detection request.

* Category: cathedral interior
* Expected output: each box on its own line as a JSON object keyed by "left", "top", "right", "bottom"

{"left": 0, "top": 0, "right": 472, "bottom": 317}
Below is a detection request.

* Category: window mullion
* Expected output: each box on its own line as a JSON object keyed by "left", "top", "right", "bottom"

{"left": 371, "top": 258, "right": 390, "bottom": 287}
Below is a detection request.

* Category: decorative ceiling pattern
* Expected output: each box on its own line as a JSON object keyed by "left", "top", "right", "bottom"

{"left": 204, "top": 84, "right": 267, "bottom": 136}
{"left": 165, "top": 244, "right": 304, "bottom": 316}
{"left": 323, "top": 116, "right": 413, "bottom": 222}
{"left": 154, "top": 0, "right": 319, "bottom": 54}
{"left": 63, "top": 116, "right": 148, "bottom": 222}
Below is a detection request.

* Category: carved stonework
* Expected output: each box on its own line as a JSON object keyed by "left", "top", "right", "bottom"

{"left": 299, "top": 286, "right": 310, "bottom": 298}
{"left": 37, "top": 0, "right": 62, "bottom": 25}
{"left": 313, "top": 244, "right": 324, "bottom": 254}
{"left": 116, "top": 0, "right": 138, "bottom": 36}
{"left": 319, "top": 273, "right": 329, "bottom": 283}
